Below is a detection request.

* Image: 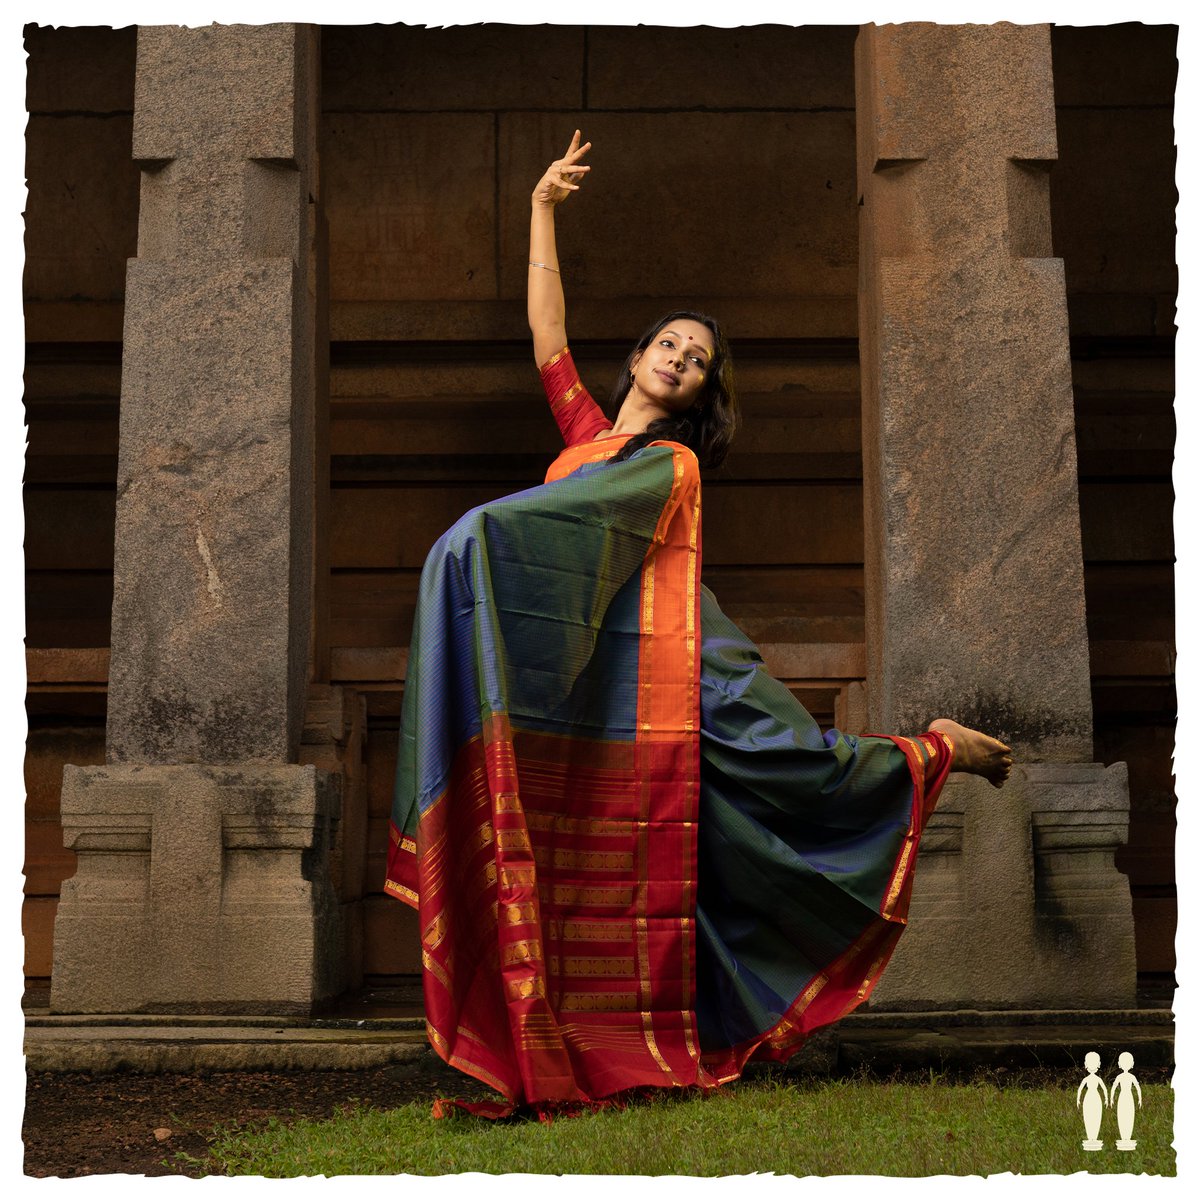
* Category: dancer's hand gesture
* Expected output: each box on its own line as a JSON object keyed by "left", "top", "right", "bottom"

{"left": 532, "top": 130, "right": 591, "bottom": 208}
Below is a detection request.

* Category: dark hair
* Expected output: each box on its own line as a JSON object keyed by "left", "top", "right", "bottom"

{"left": 607, "top": 310, "right": 738, "bottom": 470}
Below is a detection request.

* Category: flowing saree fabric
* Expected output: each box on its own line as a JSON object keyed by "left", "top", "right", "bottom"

{"left": 694, "top": 586, "right": 950, "bottom": 1082}
{"left": 387, "top": 438, "right": 708, "bottom": 1112}
{"left": 386, "top": 434, "right": 952, "bottom": 1113}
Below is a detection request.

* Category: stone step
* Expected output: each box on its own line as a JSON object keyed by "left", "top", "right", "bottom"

{"left": 24, "top": 1009, "right": 1174, "bottom": 1077}
{"left": 24, "top": 1017, "right": 430, "bottom": 1074}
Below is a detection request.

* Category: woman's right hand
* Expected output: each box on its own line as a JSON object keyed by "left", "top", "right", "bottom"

{"left": 532, "top": 129, "right": 591, "bottom": 208}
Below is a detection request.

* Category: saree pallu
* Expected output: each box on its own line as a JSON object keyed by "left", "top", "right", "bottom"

{"left": 386, "top": 438, "right": 951, "bottom": 1114}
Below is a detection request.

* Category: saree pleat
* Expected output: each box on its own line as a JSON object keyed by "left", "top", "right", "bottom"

{"left": 387, "top": 437, "right": 951, "bottom": 1112}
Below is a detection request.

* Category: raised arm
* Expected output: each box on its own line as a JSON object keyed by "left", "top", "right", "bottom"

{"left": 528, "top": 130, "right": 591, "bottom": 367}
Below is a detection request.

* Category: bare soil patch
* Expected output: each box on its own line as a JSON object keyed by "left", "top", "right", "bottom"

{"left": 23, "top": 1057, "right": 485, "bottom": 1178}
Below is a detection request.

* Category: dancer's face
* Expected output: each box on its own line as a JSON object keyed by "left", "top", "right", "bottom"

{"left": 629, "top": 319, "right": 715, "bottom": 414}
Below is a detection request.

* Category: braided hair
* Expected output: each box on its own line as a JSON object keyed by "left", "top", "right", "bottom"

{"left": 607, "top": 310, "right": 738, "bottom": 470}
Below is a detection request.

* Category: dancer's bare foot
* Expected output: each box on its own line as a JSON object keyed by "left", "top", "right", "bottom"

{"left": 927, "top": 718, "right": 1013, "bottom": 788}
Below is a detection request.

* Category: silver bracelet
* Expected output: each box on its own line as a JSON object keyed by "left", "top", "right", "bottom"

{"left": 528, "top": 261, "right": 560, "bottom": 274}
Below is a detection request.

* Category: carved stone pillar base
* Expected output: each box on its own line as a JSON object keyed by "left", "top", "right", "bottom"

{"left": 50, "top": 763, "right": 343, "bottom": 1014}
{"left": 872, "top": 763, "right": 1135, "bottom": 1010}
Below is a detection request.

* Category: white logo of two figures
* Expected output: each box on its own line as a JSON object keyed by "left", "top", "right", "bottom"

{"left": 1077, "top": 1051, "right": 1143, "bottom": 1151}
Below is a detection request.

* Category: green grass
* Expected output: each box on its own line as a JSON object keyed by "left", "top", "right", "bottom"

{"left": 196, "top": 1075, "right": 1176, "bottom": 1177}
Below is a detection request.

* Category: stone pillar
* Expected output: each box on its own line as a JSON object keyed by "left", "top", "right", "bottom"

{"left": 855, "top": 23, "right": 1135, "bottom": 1008}
{"left": 51, "top": 24, "right": 344, "bottom": 1014}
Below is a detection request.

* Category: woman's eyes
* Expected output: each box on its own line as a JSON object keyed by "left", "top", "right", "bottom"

{"left": 660, "top": 339, "right": 707, "bottom": 368}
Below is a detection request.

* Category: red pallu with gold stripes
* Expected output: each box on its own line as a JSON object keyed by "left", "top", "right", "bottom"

{"left": 387, "top": 438, "right": 715, "bottom": 1111}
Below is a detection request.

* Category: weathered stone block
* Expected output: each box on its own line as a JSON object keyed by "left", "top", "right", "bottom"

{"left": 134, "top": 24, "right": 306, "bottom": 163}
{"left": 854, "top": 22, "right": 1140, "bottom": 1012}
{"left": 50, "top": 764, "right": 344, "bottom": 1014}
{"left": 862, "top": 254, "right": 1093, "bottom": 757}
{"left": 857, "top": 23, "right": 1058, "bottom": 179}
{"left": 873, "top": 763, "right": 1134, "bottom": 1009}
{"left": 857, "top": 24, "right": 1093, "bottom": 762}
{"left": 587, "top": 25, "right": 856, "bottom": 110}
{"left": 497, "top": 111, "right": 858, "bottom": 303}
{"left": 322, "top": 24, "right": 584, "bottom": 110}
{"left": 323, "top": 112, "right": 496, "bottom": 303}
{"left": 107, "top": 258, "right": 310, "bottom": 764}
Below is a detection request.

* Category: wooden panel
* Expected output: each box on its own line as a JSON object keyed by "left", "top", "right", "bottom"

{"left": 24, "top": 489, "right": 116, "bottom": 570}
{"left": 25, "top": 725, "right": 106, "bottom": 822}
{"left": 329, "top": 390, "right": 864, "bottom": 483}
{"left": 25, "top": 692, "right": 108, "bottom": 721}
{"left": 1089, "top": 640, "right": 1175, "bottom": 677}
{"left": 331, "top": 482, "right": 864, "bottom": 570}
{"left": 329, "top": 565, "right": 867, "bottom": 650}
{"left": 1094, "top": 720, "right": 1176, "bottom": 810}
{"left": 324, "top": 113, "right": 497, "bottom": 304}
{"left": 588, "top": 25, "right": 856, "bottom": 110}
{"left": 24, "top": 114, "right": 139, "bottom": 304}
{"left": 498, "top": 112, "right": 858, "bottom": 303}
{"left": 366, "top": 725, "right": 399, "bottom": 820}
{"left": 27, "top": 648, "right": 110, "bottom": 684}
{"left": 1115, "top": 811, "right": 1176, "bottom": 886}
{"left": 1084, "top": 562, "right": 1174, "bottom": 641}
{"left": 1073, "top": 391, "right": 1174, "bottom": 478}
{"left": 330, "top": 296, "right": 861, "bottom": 342}
{"left": 1078, "top": 482, "right": 1174, "bottom": 562}
{"left": 26, "top": 571, "right": 115, "bottom": 649}
{"left": 332, "top": 642, "right": 863, "bottom": 687}
{"left": 362, "top": 894, "right": 420, "bottom": 976}
{"left": 366, "top": 816, "right": 390, "bottom": 893}
{"left": 323, "top": 24, "right": 585, "bottom": 111}
{"left": 1131, "top": 895, "right": 1176, "bottom": 974}
{"left": 24, "top": 819, "right": 75, "bottom": 895}
{"left": 23, "top": 897, "right": 58, "bottom": 979}
{"left": 1091, "top": 680, "right": 1175, "bottom": 719}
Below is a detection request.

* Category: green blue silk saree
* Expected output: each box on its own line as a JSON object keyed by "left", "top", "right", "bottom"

{"left": 386, "top": 348, "right": 952, "bottom": 1115}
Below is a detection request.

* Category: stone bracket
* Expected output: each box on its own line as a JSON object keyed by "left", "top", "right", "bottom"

{"left": 51, "top": 763, "right": 345, "bottom": 1015}
{"left": 872, "top": 761, "right": 1135, "bottom": 1010}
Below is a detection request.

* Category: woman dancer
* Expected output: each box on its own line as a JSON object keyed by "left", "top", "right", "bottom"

{"left": 386, "top": 131, "right": 1012, "bottom": 1117}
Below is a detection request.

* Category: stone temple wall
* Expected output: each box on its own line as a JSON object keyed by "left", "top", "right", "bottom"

{"left": 22, "top": 22, "right": 1175, "bottom": 1004}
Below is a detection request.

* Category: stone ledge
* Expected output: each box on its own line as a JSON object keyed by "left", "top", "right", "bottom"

{"left": 23, "top": 1010, "right": 1173, "bottom": 1076}
{"left": 836, "top": 1023, "right": 1175, "bottom": 1073}
{"left": 847, "top": 1008, "right": 1173, "bottom": 1028}
{"left": 25, "top": 1010, "right": 424, "bottom": 1031}
{"left": 24, "top": 1020, "right": 430, "bottom": 1073}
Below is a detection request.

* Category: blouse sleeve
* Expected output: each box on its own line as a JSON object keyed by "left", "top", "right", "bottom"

{"left": 539, "top": 346, "right": 614, "bottom": 447}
